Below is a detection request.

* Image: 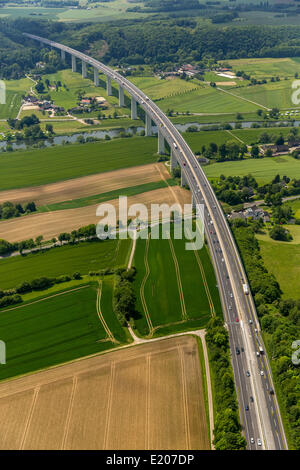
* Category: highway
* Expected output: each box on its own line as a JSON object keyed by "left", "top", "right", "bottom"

{"left": 24, "top": 33, "right": 288, "bottom": 450}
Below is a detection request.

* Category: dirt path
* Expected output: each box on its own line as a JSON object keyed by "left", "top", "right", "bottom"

{"left": 96, "top": 282, "right": 116, "bottom": 344}
{"left": 127, "top": 231, "right": 137, "bottom": 270}
{"left": 140, "top": 235, "right": 154, "bottom": 336}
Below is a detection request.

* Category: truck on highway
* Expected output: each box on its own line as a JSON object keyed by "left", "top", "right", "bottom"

{"left": 242, "top": 283, "right": 249, "bottom": 295}
{"left": 173, "top": 142, "right": 178, "bottom": 149}
{"left": 259, "top": 346, "right": 264, "bottom": 354}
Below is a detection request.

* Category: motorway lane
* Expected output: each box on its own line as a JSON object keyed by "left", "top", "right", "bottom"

{"left": 23, "top": 33, "right": 287, "bottom": 450}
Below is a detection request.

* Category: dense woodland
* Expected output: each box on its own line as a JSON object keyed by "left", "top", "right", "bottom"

{"left": 3, "top": 16, "right": 300, "bottom": 78}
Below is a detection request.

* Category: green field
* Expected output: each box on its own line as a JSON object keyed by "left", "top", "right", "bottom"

{"left": 130, "top": 75, "right": 201, "bottom": 101}
{"left": 287, "top": 199, "right": 300, "bottom": 219}
{"left": 0, "top": 238, "right": 131, "bottom": 291}
{"left": 183, "top": 127, "right": 294, "bottom": 149}
{"left": 204, "top": 155, "right": 300, "bottom": 184}
{"left": 0, "top": 284, "right": 128, "bottom": 381}
{"left": 227, "top": 57, "right": 300, "bottom": 80}
{"left": 231, "top": 80, "right": 299, "bottom": 110}
{"left": 158, "top": 86, "right": 259, "bottom": 114}
{"left": 0, "top": 78, "right": 31, "bottom": 119}
{"left": 257, "top": 234, "right": 300, "bottom": 299}
{"left": 41, "top": 69, "right": 130, "bottom": 116}
{"left": 0, "top": 136, "right": 157, "bottom": 190}
{"left": 133, "top": 231, "right": 222, "bottom": 337}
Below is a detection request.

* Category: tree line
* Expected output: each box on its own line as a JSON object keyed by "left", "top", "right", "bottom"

{"left": 232, "top": 223, "right": 300, "bottom": 448}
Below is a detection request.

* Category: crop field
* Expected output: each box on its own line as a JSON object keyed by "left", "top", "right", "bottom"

{"left": 158, "top": 86, "right": 259, "bottom": 114}
{"left": 0, "top": 285, "right": 128, "bottom": 382}
{"left": 231, "top": 80, "right": 298, "bottom": 110}
{"left": 0, "top": 162, "right": 170, "bottom": 207}
{"left": 204, "top": 155, "right": 300, "bottom": 184}
{"left": 37, "top": 180, "right": 175, "bottom": 213}
{"left": 130, "top": 76, "right": 200, "bottom": 101}
{"left": 0, "top": 186, "right": 191, "bottom": 242}
{"left": 0, "top": 335, "right": 209, "bottom": 450}
{"left": 226, "top": 57, "right": 300, "bottom": 80}
{"left": 257, "top": 235, "right": 300, "bottom": 299}
{"left": 0, "top": 78, "right": 31, "bottom": 119}
{"left": 133, "top": 233, "right": 222, "bottom": 337}
{"left": 0, "top": 238, "right": 131, "bottom": 291}
{"left": 0, "top": 137, "right": 157, "bottom": 190}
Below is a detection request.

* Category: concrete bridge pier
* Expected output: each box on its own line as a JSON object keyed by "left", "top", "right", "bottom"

{"left": 131, "top": 97, "right": 137, "bottom": 120}
{"left": 94, "top": 68, "right": 99, "bottom": 86}
{"left": 170, "top": 149, "right": 178, "bottom": 171}
{"left": 158, "top": 129, "right": 165, "bottom": 154}
{"left": 145, "top": 113, "right": 152, "bottom": 136}
{"left": 107, "top": 75, "right": 112, "bottom": 96}
{"left": 61, "top": 50, "right": 65, "bottom": 61}
{"left": 181, "top": 169, "right": 188, "bottom": 187}
{"left": 71, "top": 55, "right": 76, "bottom": 73}
{"left": 82, "top": 60, "right": 87, "bottom": 79}
{"left": 119, "top": 86, "right": 125, "bottom": 107}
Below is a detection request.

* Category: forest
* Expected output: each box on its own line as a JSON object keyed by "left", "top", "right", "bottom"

{"left": 3, "top": 16, "right": 300, "bottom": 78}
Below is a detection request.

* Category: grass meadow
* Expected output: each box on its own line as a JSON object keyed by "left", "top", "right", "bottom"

{"left": 0, "top": 238, "right": 131, "bottom": 290}
{"left": 204, "top": 155, "right": 300, "bottom": 184}
{"left": 226, "top": 57, "right": 300, "bottom": 80}
{"left": 257, "top": 234, "right": 300, "bottom": 299}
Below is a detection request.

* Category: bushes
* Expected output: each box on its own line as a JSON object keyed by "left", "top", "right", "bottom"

{"left": 0, "top": 294, "right": 22, "bottom": 308}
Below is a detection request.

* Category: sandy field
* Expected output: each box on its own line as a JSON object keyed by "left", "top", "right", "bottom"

{"left": 0, "top": 186, "right": 191, "bottom": 242}
{"left": 216, "top": 81, "right": 237, "bottom": 86}
{"left": 0, "top": 336, "right": 209, "bottom": 450}
{"left": 0, "top": 163, "right": 170, "bottom": 206}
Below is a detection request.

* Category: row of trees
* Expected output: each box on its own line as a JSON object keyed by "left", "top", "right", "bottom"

{"left": 232, "top": 224, "right": 300, "bottom": 449}
{"left": 113, "top": 268, "right": 137, "bottom": 327}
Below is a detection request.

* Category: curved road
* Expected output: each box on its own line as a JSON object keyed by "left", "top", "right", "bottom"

{"left": 24, "top": 33, "right": 287, "bottom": 450}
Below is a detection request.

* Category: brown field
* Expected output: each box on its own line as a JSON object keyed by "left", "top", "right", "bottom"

{"left": 0, "top": 163, "right": 170, "bottom": 206}
{"left": 0, "top": 186, "right": 191, "bottom": 242}
{"left": 216, "top": 81, "right": 237, "bottom": 86}
{"left": 0, "top": 336, "right": 209, "bottom": 450}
